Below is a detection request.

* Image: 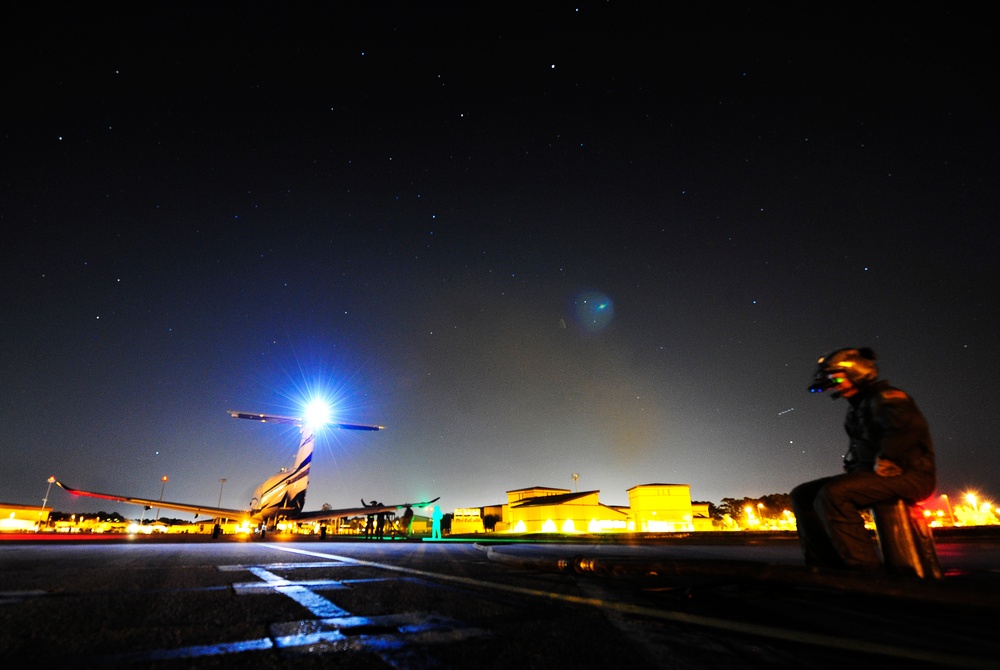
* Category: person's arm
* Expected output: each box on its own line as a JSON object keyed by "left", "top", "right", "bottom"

{"left": 872, "top": 390, "right": 929, "bottom": 472}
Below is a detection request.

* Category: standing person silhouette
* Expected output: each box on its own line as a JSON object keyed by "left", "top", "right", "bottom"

{"left": 361, "top": 498, "right": 379, "bottom": 539}
{"left": 431, "top": 505, "right": 443, "bottom": 540}
{"left": 399, "top": 506, "right": 414, "bottom": 537}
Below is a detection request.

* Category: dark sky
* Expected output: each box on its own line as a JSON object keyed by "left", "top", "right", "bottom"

{"left": 3, "top": 3, "right": 997, "bottom": 516}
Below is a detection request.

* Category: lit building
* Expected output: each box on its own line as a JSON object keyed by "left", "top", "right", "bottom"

{"left": 0, "top": 502, "right": 50, "bottom": 532}
{"left": 496, "top": 484, "right": 698, "bottom": 534}
{"left": 627, "top": 483, "right": 695, "bottom": 532}
{"left": 451, "top": 508, "right": 485, "bottom": 534}
{"left": 501, "top": 487, "right": 630, "bottom": 534}
{"left": 691, "top": 501, "right": 715, "bottom": 531}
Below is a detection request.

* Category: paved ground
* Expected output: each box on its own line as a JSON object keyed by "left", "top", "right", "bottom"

{"left": 1, "top": 532, "right": 997, "bottom": 668}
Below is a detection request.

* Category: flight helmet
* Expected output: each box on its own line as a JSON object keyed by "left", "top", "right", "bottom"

{"left": 808, "top": 347, "right": 878, "bottom": 397}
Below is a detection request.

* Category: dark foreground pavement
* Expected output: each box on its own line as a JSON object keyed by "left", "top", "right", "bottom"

{"left": 1, "top": 531, "right": 998, "bottom": 669}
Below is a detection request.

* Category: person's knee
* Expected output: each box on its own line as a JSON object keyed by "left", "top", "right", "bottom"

{"left": 814, "top": 476, "right": 867, "bottom": 517}
{"left": 814, "top": 480, "right": 852, "bottom": 517}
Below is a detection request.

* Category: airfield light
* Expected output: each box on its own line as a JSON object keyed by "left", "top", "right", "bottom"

{"left": 966, "top": 492, "right": 978, "bottom": 510}
{"left": 304, "top": 399, "right": 332, "bottom": 427}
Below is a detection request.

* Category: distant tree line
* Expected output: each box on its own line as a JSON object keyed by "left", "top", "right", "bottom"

{"left": 694, "top": 493, "right": 793, "bottom": 522}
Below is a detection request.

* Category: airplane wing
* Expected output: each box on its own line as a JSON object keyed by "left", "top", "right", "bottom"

{"left": 56, "top": 481, "right": 253, "bottom": 521}
{"left": 228, "top": 411, "right": 384, "bottom": 431}
{"left": 293, "top": 497, "right": 441, "bottom": 523}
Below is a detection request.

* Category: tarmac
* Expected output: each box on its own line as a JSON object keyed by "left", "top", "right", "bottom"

{"left": 1, "top": 529, "right": 998, "bottom": 668}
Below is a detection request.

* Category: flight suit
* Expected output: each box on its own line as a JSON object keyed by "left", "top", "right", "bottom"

{"left": 791, "top": 380, "right": 936, "bottom": 569}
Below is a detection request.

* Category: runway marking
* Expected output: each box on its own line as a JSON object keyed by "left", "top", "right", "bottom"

{"left": 265, "top": 544, "right": 996, "bottom": 670}
{"left": 96, "top": 638, "right": 275, "bottom": 664}
{"left": 218, "top": 560, "right": 349, "bottom": 571}
{"left": 271, "top": 611, "right": 487, "bottom": 656}
{"left": 232, "top": 578, "right": 349, "bottom": 593}
{"left": 95, "top": 552, "right": 486, "bottom": 666}
{"left": 246, "top": 566, "right": 351, "bottom": 618}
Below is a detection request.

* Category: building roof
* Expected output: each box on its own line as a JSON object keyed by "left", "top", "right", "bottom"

{"left": 627, "top": 483, "right": 690, "bottom": 491}
{"left": 507, "top": 486, "right": 571, "bottom": 494}
{"left": 0, "top": 502, "right": 49, "bottom": 511}
{"left": 509, "top": 490, "right": 600, "bottom": 508}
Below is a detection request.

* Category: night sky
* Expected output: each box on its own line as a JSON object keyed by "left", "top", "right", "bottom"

{"left": 3, "top": 4, "right": 997, "bottom": 518}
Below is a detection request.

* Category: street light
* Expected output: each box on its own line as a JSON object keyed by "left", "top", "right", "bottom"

{"left": 155, "top": 476, "right": 168, "bottom": 521}
{"left": 38, "top": 476, "right": 55, "bottom": 532}
{"left": 966, "top": 492, "right": 979, "bottom": 513}
{"left": 941, "top": 494, "right": 955, "bottom": 525}
{"left": 217, "top": 478, "right": 227, "bottom": 507}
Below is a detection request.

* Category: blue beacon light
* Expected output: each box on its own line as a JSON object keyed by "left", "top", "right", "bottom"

{"left": 303, "top": 399, "right": 333, "bottom": 427}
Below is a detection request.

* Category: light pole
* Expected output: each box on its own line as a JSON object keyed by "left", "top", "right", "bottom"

{"left": 217, "top": 478, "right": 227, "bottom": 507}
{"left": 572, "top": 473, "right": 578, "bottom": 492}
{"left": 38, "top": 476, "right": 55, "bottom": 532}
{"left": 155, "top": 476, "right": 168, "bottom": 521}
{"left": 941, "top": 494, "right": 955, "bottom": 525}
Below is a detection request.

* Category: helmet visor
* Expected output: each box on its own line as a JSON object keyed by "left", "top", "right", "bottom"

{"left": 808, "top": 369, "right": 846, "bottom": 393}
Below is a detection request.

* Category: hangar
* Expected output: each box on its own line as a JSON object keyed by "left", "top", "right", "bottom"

{"left": 0, "top": 502, "right": 50, "bottom": 532}
{"left": 499, "top": 483, "right": 705, "bottom": 534}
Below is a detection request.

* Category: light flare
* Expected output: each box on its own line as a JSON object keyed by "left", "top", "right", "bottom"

{"left": 303, "top": 398, "right": 333, "bottom": 427}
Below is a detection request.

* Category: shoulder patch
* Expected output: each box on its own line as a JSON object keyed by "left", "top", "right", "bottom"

{"left": 881, "top": 389, "right": 909, "bottom": 401}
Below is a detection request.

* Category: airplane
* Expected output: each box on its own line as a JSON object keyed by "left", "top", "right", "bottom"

{"left": 57, "top": 406, "right": 439, "bottom": 536}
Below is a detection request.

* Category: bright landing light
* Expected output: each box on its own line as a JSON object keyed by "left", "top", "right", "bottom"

{"left": 303, "top": 399, "right": 333, "bottom": 427}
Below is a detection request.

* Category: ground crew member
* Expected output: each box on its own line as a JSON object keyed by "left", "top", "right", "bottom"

{"left": 791, "top": 347, "right": 936, "bottom": 570}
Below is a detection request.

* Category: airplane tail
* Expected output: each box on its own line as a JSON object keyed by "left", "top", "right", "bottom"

{"left": 253, "top": 423, "right": 312, "bottom": 519}
{"left": 229, "top": 409, "right": 384, "bottom": 524}
{"left": 284, "top": 423, "right": 314, "bottom": 514}
{"left": 232, "top": 412, "right": 315, "bottom": 521}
